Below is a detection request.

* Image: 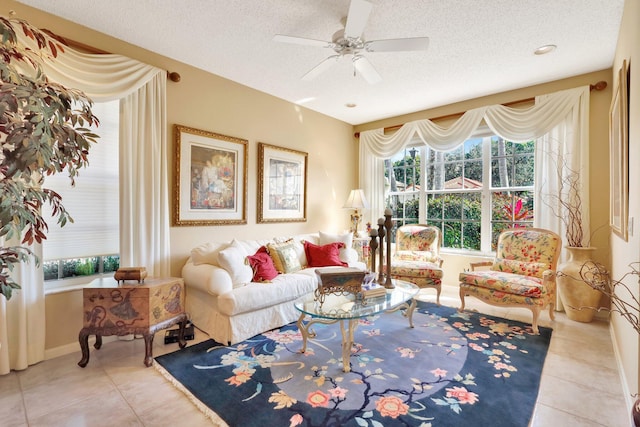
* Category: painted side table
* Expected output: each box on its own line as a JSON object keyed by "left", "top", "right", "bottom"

{"left": 78, "top": 276, "right": 188, "bottom": 368}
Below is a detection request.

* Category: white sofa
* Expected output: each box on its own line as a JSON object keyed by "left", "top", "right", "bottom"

{"left": 182, "top": 232, "right": 366, "bottom": 344}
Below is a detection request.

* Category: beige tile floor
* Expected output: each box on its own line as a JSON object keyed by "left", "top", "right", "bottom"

{"left": 0, "top": 285, "right": 632, "bottom": 427}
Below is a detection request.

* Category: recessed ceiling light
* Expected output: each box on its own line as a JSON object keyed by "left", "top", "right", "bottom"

{"left": 534, "top": 44, "right": 557, "bottom": 55}
{"left": 345, "top": 103, "right": 357, "bottom": 108}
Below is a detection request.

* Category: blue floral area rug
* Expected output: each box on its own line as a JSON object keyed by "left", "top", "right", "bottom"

{"left": 155, "top": 302, "right": 552, "bottom": 427}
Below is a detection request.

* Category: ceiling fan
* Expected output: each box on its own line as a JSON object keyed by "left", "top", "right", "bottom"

{"left": 273, "top": 0, "right": 429, "bottom": 84}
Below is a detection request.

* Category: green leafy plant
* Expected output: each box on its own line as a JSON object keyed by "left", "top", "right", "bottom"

{"left": 0, "top": 16, "right": 99, "bottom": 300}
{"left": 75, "top": 259, "right": 96, "bottom": 276}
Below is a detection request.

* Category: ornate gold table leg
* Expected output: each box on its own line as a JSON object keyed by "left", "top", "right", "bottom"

{"left": 297, "top": 313, "right": 339, "bottom": 356}
{"left": 405, "top": 298, "right": 417, "bottom": 328}
{"left": 296, "top": 312, "right": 310, "bottom": 353}
{"left": 384, "top": 298, "right": 417, "bottom": 329}
{"left": 340, "top": 319, "right": 360, "bottom": 373}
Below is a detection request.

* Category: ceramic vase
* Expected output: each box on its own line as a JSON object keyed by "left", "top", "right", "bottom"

{"left": 556, "top": 247, "right": 602, "bottom": 322}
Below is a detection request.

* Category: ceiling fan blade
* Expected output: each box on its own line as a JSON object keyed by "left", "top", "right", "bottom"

{"left": 344, "top": 0, "right": 373, "bottom": 39}
{"left": 353, "top": 55, "right": 381, "bottom": 84}
{"left": 366, "top": 37, "right": 430, "bottom": 52}
{"left": 273, "top": 34, "right": 333, "bottom": 48}
{"left": 302, "top": 55, "right": 340, "bottom": 81}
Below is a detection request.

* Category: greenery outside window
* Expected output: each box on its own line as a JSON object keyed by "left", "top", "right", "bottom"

{"left": 385, "top": 130, "right": 535, "bottom": 252}
{"left": 43, "top": 255, "right": 120, "bottom": 281}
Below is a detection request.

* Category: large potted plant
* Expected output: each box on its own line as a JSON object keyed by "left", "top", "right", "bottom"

{"left": 546, "top": 159, "right": 602, "bottom": 322}
{"left": 0, "top": 15, "right": 99, "bottom": 300}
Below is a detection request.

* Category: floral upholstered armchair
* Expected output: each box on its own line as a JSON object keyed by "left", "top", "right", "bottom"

{"left": 458, "top": 228, "right": 562, "bottom": 334}
{"left": 387, "top": 224, "right": 444, "bottom": 305}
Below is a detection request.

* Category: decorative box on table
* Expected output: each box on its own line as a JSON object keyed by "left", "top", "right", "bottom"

{"left": 314, "top": 267, "right": 366, "bottom": 304}
{"left": 78, "top": 277, "right": 188, "bottom": 368}
{"left": 113, "top": 266, "right": 147, "bottom": 283}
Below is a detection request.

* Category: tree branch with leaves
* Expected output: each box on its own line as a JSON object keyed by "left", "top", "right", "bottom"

{"left": 0, "top": 15, "right": 99, "bottom": 300}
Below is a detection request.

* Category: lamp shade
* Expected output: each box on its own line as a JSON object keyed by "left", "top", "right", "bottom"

{"left": 343, "top": 189, "right": 370, "bottom": 209}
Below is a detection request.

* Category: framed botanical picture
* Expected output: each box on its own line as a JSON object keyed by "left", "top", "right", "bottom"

{"left": 174, "top": 125, "right": 247, "bottom": 226}
{"left": 258, "top": 142, "right": 307, "bottom": 223}
{"left": 609, "top": 59, "right": 629, "bottom": 241}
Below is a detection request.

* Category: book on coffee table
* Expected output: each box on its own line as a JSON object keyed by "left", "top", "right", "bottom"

{"left": 361, "top": 282, "right": 387, "bottom": 298}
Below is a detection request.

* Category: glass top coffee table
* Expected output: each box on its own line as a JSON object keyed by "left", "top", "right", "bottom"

{"left": 294, "top": 279, "right": 419, "bottom": 372}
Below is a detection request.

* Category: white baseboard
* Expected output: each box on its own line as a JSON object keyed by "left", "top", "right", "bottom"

{"left": 609, "top": 321, "right": 635, "bottom": 425}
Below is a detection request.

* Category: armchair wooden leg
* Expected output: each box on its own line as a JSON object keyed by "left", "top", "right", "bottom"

{"left": 530, "top": 307, "right": 541, "bottom": 335}
{"left": 458, "top": 286, "right": 466, "bottom": 312}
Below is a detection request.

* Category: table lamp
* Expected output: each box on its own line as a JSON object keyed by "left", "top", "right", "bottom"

{"left": 343, "top": 189, "right": 370, "bottom": 237}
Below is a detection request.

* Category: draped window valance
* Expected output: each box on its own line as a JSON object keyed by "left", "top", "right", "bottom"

{"left": 358, "top": 85, "right": 590, "bottom": 252}
{"left": 360, "top": 86, "right": 587, "bottom": 156}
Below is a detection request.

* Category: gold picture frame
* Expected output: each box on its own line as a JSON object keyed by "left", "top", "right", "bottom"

{"left": 609, "top": 59, "right": 629, "bottom": 241}
{"left": 174, "top": 125, "right": 247, "bottom": 226}
{"left": 257, "top": 142, "right": 307, "bottom": 223}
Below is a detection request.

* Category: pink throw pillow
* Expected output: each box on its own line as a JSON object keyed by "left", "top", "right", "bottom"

{"left": 303, "top": 241, "right": 347, "bottom": 267}
{"left": 246, "top": 246, "right": 279, "bottom": 282}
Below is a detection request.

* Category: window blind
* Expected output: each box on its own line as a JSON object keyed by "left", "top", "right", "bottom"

{"left": 42, "top": 100, "right": 119, "bottom": 260}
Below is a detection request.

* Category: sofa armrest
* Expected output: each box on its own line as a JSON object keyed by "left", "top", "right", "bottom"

{"left": 182, "top": 260, "right": 233, "bottom": 296}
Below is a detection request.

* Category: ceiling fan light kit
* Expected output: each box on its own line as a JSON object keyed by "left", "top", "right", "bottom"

{"left": 274, "top": 0, "right": 429, "bottom": 83}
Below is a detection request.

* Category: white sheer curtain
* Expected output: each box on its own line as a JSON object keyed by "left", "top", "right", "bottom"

{"left": 0, "top": 38, "right": 168, "bottom": 374}
{"left": 120, "top": 73, "right": 171, "bottom": 277}
{"left": 359, "top": 85, "right": 590, "bottom": 247}
{"left": 0, "top": 238, "right": 44, "bottom": 373}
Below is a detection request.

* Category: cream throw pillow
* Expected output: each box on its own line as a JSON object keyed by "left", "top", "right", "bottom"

{"left": 191, "top": 241, "right": 229, "bottom": 266}
{"left": 218, "top": 240, "right": 253, "bottom": 287}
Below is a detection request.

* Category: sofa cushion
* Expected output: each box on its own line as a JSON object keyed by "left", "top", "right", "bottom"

{"left": 304, "top": 240, "right": 348, "bottom": 267}
{"left": 218, "top": 239, "right": 254, "bottom": 287}
{"left": 217, "top": 271, "right": 317, "bottom": 316}
{"left": 191, "top": 241, "right": 228, "bottom": 266}
{"left": 459, "top": 270, "right": 544, "bottom": 297}
{"left": 267, "top": 239, "right": 302, "bottom": 273}
{"left": 492, "top": 258, "right": 550, "bottom": 279}
{"left": 246, "top": 246, "right": 279, "bottom": 282}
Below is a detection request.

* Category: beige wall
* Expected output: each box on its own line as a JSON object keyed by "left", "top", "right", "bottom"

{"left": 609, "top": 0, "right": 640, "bottom": 408}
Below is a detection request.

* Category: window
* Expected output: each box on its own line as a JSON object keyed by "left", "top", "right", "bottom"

{"left": 386, "top": 130, "right": 534, "bottom": 252}
{"left": 42, "top": 100, "right": 120, "bottom": 289}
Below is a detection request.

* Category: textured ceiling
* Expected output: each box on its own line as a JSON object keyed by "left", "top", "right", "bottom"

{"left": 17, "top": 0, "right": 624, "bottom": 125}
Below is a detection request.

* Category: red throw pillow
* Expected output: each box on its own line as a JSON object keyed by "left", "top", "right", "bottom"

{"left": 246, "top": 246, "right": 279, "bottom": 282}
{"left": 303, "top": 241, "right": 347, "bottom": 267}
